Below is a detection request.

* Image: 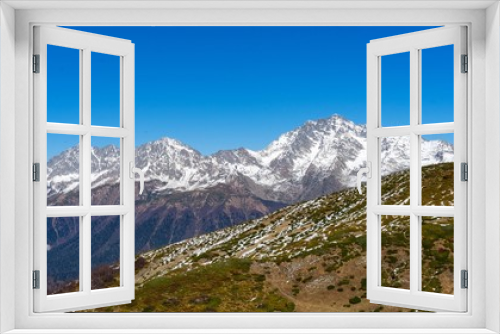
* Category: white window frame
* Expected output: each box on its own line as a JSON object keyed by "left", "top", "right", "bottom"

{"left": 33, "top": 26, "right": 136, "bottom": 313}
{"left": 366, "top": 26, "right": 468, "bottom": 312}
{"left": 0, "top": 1, "right": 499, "bottom": 333}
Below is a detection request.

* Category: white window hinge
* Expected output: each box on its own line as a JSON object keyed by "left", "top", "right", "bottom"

{"left": 33, "top": 54, "right": 40, "bottom": 73}
{"left": 461, "top": 54, "right": 468, "bottom": 73}
{"left": 33, "top": 163, "right": 40, "bottom": 182}
{"left": 33, "top": 270, "right": 40, "bottom": 289}
{"left": 461, "top": 270, "right": 468, "bottom": 289}
{"left": 461, "top": 162, "right": 468, "bottom": 182}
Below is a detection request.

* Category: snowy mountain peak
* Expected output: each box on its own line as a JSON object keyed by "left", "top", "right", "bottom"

{"left": 47, "top": 114, "right": 454, "bottom": 204}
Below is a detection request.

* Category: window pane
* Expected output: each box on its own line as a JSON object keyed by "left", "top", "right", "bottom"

{"left": 380, "top": 136, "right": 410, "bottom": 205}
{"left": 421, "top": 134, "right": 454, "bottom": 206}
{"left": 381, "top": 52, "right": 410, "bottom": 127}
{"left": 91, "top": 52, "right": 120, "bottom": 127}
{"left": 91, "top": 137, "right": 121, "bottom": 206}
{"left": 421, "top": 45, "right": 454, "bottom": 124}
{"left": 91, "top": 216, "right": 121, "bottom": 290}
{"left": 421, "top": 216, "right": 454, "bottom": 294}
{"left": 47, "top": 217, "right": 80, "bottom": 295}
{"left": 47, "top": 45, "right": 80, "bottom": 124}
{"left": 381, "top": 215, "right": 410, "bottom": 290}
{"left": 47, "top": 134, "right": 80, "bottom": 206}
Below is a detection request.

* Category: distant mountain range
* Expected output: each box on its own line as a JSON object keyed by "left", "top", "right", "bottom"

{"left": 48, "top": 114, "right": 453, "bottom": 204}
{"left": 46, "top": 114, "right": 454, "bottom": 288}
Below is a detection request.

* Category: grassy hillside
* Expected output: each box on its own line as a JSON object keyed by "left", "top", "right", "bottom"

{"left": 84, "top": 162, "right": 454, "bottom": 313}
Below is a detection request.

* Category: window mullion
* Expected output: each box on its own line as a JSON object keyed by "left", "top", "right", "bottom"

{"left": 78, "top": 48, "right": 84, "bottom": 291}
{"left": 366, "top": 51, "right": 380, "bottom": 298}
{"left": 82, "top": 214, "right": 91, "bottom": 293}
{"left": 409, "top": 47, "right": 420, "bottom": 294}
{"left": 82, "top": 48, "right": 92, "bottom": 294}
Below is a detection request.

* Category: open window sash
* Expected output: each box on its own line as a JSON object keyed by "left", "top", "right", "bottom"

{"left": 366, "top": 26, "right": 467, "bottom": 312}
{"left": 33, "top": 26, "right": 136, "bottom": 312}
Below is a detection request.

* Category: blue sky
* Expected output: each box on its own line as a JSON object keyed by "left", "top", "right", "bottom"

{"left": 47, "top": 26, "right": 453, "bottom": 158}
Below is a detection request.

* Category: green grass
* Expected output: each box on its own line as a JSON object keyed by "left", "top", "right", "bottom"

{"left": 91, "top": 258, "right": 294, "bottom": 312}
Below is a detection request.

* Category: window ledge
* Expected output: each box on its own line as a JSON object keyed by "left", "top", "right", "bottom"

{"left": 4, "top": 330, "right": 498, "bottom": 334}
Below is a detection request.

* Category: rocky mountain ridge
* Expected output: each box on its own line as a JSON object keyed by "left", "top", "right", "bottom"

{"left": 48, "top": 114, "right": 454, "bottom": 204}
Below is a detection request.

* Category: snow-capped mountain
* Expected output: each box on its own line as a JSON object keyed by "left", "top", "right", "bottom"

{"left": 47, "top": 114, "right": 454, "bottom": 204}
{"left": 47, "top": 144, "right": 122, "bottom": 200}
{"left": 46, "top": 115, "right": 455, "bottom": 287}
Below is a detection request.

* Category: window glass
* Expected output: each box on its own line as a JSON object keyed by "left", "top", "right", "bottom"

{"left": 421, "top": 45, "right": 454, "bottom": 124}
{"left": 381, "top": 215, "right": 410, "bottom": 290}
{"left": 47, "top": 217, "right": 80, "bottom": 295}
{"left": 91, "top": 52, "right": 120, "bottom": 127}
{"left": 421, "top": 134, "right": 454, "bottom": 206}
{"left": 421, "top": 216, "right": 454, "bottom": 294}
{"left": 47, "top": 134, "right": 80, "bottom": 206}
{"left": 91, "top": 137, "right": 121, "bottom": 206}
{"left": 47, "top": 45, "right": 80, "bottom": 124}
{"left": 381, "top": 136, "right": 411, "bottom": 205}
{"left": 381, "top": 52, "right": 410, "bottom": 127}
{"left": 91, "top": 216, "right": 121, "bottom": 290}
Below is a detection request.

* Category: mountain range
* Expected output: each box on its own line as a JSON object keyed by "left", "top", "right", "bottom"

{"left": 48, "top": 114, "right": 453, "bottom": 204}
{"left": 46, "top": 114, "right": 454, "bottom": 288}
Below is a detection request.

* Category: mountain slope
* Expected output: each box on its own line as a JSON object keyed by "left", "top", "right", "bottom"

{"left": 84, "top": 162, "right": 454, "bottom": 312}
{"left": 47, "top": 181, "right": 286, "bottom": 291}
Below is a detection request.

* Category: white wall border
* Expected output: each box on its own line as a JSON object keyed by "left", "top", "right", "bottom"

{"left": 0, "top": 3, "right": 496, "bottom": 333}
{"left": 485, "top": 2, "right": 500, "bottom": 332}
{"left": 0, "top": 2, "right": 16, "bottom": 334}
